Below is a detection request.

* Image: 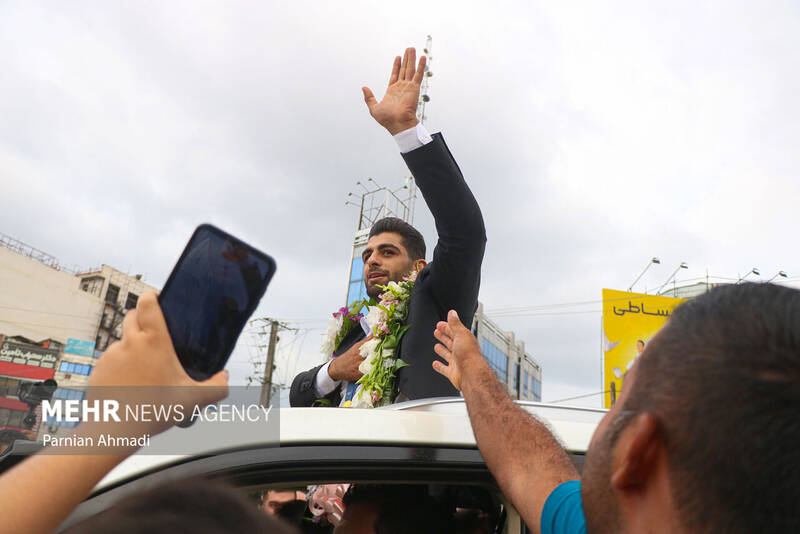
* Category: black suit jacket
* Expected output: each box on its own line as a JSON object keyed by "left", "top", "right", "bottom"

{"left": 290, "top": 133, "right": 486, "bottom": 407}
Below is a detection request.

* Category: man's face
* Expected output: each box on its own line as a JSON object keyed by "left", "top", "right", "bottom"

{"left": 581, "top": 357, "right": 642, "bottom": 533}
{"left": 362, "top": 232, "right": 415, "bottom": 300}
{"left": 637, "top": 340, "right": 645, "bottom": 354}
{"left": 261, "top": 490, "right": 304, "bottom": 516}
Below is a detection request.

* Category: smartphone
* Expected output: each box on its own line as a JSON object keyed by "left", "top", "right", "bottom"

{"left": 158, "top": 224, "right": 276, "bottom": 381}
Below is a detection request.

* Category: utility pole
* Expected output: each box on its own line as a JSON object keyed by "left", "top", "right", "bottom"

{"left": 259, "top": 320, "right": 279, "bottom": 408}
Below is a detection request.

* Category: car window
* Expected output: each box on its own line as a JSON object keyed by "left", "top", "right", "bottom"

{"left": 249, "top": 482, "right": 505, "bottom": 534}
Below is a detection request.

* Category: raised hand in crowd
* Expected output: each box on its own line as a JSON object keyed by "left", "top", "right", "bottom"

{"left": 433, "top": 310, "right": 578, "bottom": 532}
{"left": 0, "top": 292, "right": 229, "bottom": 534}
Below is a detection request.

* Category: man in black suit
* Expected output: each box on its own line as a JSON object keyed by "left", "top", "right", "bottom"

{"left": 289, "top": 47, "right": 486, "bottom": 407}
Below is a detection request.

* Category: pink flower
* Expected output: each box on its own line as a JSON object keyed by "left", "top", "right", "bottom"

{"left": 403, "top": 270, "right": 418, "bottom": 283}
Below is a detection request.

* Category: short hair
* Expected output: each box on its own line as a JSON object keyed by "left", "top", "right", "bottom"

{"left": 343, "top": 484, "right": 451, "bottom": 534}
{"left": 369, "top": 217, "right": 426, "bottom": 261}
{"left": 622, "top": 283, "right": 800, "bottom": 533}
{"left": 64, "top": 479, "right": 299, "bottom": 534}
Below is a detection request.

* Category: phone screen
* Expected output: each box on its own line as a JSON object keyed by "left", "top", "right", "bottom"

{"left": 158, "top": 224, "right": 276, "bottom": 380}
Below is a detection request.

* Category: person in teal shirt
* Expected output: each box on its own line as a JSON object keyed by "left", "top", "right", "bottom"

{"left": 540, "top": 480, "right": 586, "bottom": 534}
{"left": 432, "top": 283, "right": 800, "bottom": 533}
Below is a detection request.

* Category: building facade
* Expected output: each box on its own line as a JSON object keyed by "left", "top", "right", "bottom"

{"left": 471, "top": 302, "right": 542, "bottom": 402}
{"left": 0, "top": 334, "right": 60, "bottom": 439}
{"left": 0, "top": 233, "right": 157, "bottom": 439}
{"left": 345, "top": 228, "right": 372, "bottom": 305}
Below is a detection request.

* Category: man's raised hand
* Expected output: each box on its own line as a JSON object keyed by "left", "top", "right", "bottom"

{"left": 362, "top": 47, "right": 425, "bottom": 135}
{"left": 432, "top": 310, "right": 482, "bottom": 391}
{"left": 90, "top": 291, "right": 229, "bottom": 434}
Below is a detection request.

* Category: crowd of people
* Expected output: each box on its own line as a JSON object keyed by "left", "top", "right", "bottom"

{"left": 0, "top": 47, "right": 798, "bottom": 534}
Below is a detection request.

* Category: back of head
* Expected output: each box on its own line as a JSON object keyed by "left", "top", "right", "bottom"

{"left": 369, "top": 217, "right": 426, "bottom": 261}
{"left": 626, "top": 283, "right": 800, "bottom": 533}
{"left": 343, "top": 484, "right": 452, "bottom": 534}
{"left": 65, "top": 479, "right": 299, "bottom": 534}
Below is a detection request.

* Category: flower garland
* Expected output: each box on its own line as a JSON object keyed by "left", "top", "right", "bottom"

{"left": 320, "top": 300, "right": 368, "bottom": 359}
{"left": 320, "top": 269, "right": 417, "bottom": 408}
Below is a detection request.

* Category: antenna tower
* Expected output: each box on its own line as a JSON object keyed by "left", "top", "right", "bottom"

{"left": 405, "top": 35, "right": 434, "bottom": 225}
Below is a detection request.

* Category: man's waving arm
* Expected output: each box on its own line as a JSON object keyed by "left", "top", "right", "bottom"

{"left": 363, "top": 47, "right": 486, "bottom": 313}
{"left": 433, "top": 311, "right": 579, "bottom": 534}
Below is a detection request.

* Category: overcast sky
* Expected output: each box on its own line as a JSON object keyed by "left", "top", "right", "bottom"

{"left": 2, "top": 1, "right": 798, "bottom": 407}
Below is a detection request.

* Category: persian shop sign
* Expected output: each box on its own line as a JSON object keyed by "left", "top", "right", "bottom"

{"left": 0, "top": 341, "right": 59, "bottom": 368}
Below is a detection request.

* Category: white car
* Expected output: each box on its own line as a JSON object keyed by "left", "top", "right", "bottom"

{"left": 5, "top": 398, "right": 604, "bottom": 533}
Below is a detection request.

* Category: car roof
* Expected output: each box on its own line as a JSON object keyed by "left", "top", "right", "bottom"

{"left": 95, "top": 398, "right": 604, "bottom": 491}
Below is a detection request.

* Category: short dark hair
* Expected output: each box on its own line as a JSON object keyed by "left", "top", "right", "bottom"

{"left": 369, "top": 217, "right": 426, "bottom": 261}
{"left": 622, "top": 283, "right": 800, "bottom": 533}
{"left": 343, "top": 484, "right": 451, "bottom": 534}
{"left": 65, "top": 479, "right": 299, "bottom": 534}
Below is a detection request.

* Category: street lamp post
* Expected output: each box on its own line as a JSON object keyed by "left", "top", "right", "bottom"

{"left": 628, "top": 257, "right": 661, "bottom": 292}
{"left": 767, "top": 270, "right": 788, "bottom": 283}
{"left": 737, "top": 268, "right": 760, "bottom": 283}
{"left": 657, "top": 262, "right": 688, "bottom": 295}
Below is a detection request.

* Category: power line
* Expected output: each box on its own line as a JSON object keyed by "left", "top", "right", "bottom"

{"left": 0, "top": 304, "right": 100, "bottom": 321}
{"left": 547, "top": 390, "right": 613, "bottom": 404}
{"left": 0, "top": 318, "right": 100, "bottom": 334}
{"left": 489, "top": 310, "right": 601, "bottom": 318}
{"left": 486, "top": 277, "right": 800, "bottom": 317}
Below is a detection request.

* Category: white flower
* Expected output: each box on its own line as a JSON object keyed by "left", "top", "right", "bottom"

{"left": 350, "top": 388, "right": 374, "bottom": 408}
{"left": 359, "top": 338, "right": 379, "bottom": 358}
{"left": 320, "top": 334, "right": 335, "bottom": 358}
{"left": 358, "top": 357, "right": 373, "bottom": 375}
{"left": 363, "top": 306, "right": 386, "bottom": 330}
{"left": 382, "top": 358, "right": 396, "bottom": 369}
{"left": 383, "top": 281, "right": 410, "bottom": 300}
{"left": 320, "top": 315, "right": 344, "bottom": 356}
{"left": 358, "top": 338, "right": 379, "bottom": 374}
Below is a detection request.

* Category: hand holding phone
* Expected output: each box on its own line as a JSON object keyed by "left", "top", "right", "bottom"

{"left": 158, "top": 224, "right": 276, "bottom": 381}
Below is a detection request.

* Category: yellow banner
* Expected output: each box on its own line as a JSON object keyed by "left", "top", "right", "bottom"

{"left": 602, "top": 289, "right": 685, "bottom": 407}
